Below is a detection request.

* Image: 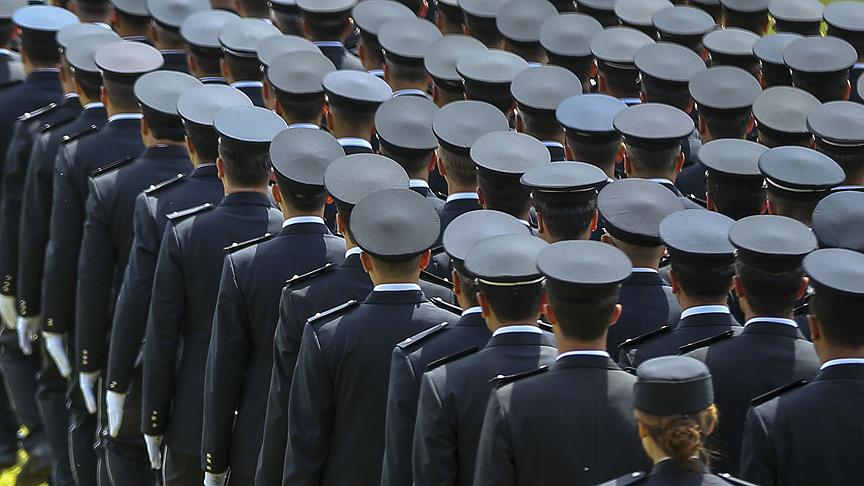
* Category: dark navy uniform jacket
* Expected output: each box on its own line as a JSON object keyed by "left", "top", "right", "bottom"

{"left": 685, "top": 319, "right": 820, "bottom": 475}
{"left": 255, "top": 249, "right": 454, "bottom": 486}
{"left": 106, "top": 164, "right": 223, "bottom": 394}
{"left": 474, "top": 353, "right": 650, "bottom": 486}
{"left": 381, "top": 307, "right": 491, "bottom": 486}
{"left": 438, "top": 194, "right": 481, "bottom": 237}
{"left": 201, "top": 217, "right": 345, "bottom": 478}
{"left": 600, "top": 459, "right": 756, "bottom": 486}
{"left": 43, "top": 113, "right": 145, "bottom": 335}
{"left": 0, "top": 94, "right": 81, "bottom": 304}
{"left": 315, "top": 41, "right": 364, "bottom": 71}
{"left": 740, "top": 361, "right": 864, "bottom": 486}
{"left": 543, "top": 141, "right": 566, "bottom": 162}
{"left": 413, "top": 328, "right": 558, "bottom": 486}
{"left": 410, "top": 180, "right": 445, "bottom": 216}
{"left": 18, "top": 102, "right": 107, "bottom": 319}
{"left": 282, "top": 286, "right": 459, "bottom": 486}
{"left": 232, "top": 81, "right": 265, "bottom": 107}
{"left": 619, "top": 306, "right": 741, "bottom": 368}
{"left": 75, "top": 144, "right": 193, "bottom": 373}
{"left": 608, "top": 270, "right": 681, "bottom": 353}
{"left": 160, "top": 50, "right": 189, "bottom": 73}
{"left": 141, "top": 191, "right": 282, "bottom": 456}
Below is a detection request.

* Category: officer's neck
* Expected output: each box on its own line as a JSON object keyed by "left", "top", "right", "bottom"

{"left": 676, "top": 292, "right": 728, "bottom": 313}
{"left": 814, "top": 338, "right": 864, "bottom": 366}
{"left": 555, "top": 334, "right": 608, "bottom": 355}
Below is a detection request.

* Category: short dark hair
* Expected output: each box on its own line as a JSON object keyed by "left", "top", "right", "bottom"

{"left": 379, "top": 145, "right": 433, "bottom": 178}
{"left": 103, "top": 78, "right": 139, "bottom": 112}
{"left": 153, "top": 22, "right": 186, "bottom": 49}
{"left": 116, "top": 10, "right": 151, "bottom": 34}
{"left": 815, "top": 145, "right": 864, "bottom": 185}
{"left": 810, "top": 289, "right": 864, "bottom": 347}
{"left": 478, "top": 172, "right": 532, "bottom": 218}
{"left": 385, "top": 58, "right": 429, "bottom": 85}
{"left": 188, "top": 48, "right": 222, "bottom": 77}
{"left": 756, "top": 129, "right": 813, "bottom": 149}
{"left": 625, "top": 144, "right": 681, "bottom": 175}
{"left": 302, "top": 12, "right": 350, "bottom": 40}
{"left": 723, "top": 10, "right": 767, "bottom": 34}
{"left": 21, "top": 36, "right": 61, "bottom": 65}
{"left": 566, "top": 135, "right": 621, "bottom": 171}
{"left": 640, "top": 80, "right": 690, "bottom": 111}
{"left": 185, "top": 123, "right": 219, "bottom": 164}
{"left": 464, "top": 16, "right": 502, "bottom": 47}
{"left": 273, "top": 91, "right": 325, "bottom": 124}
{"left": 601, "top": 66, "right": 639, "bottom": 98}
{"left": 72, "top": 0, "right": 112, "bottom": 20}
{"left": 766, "top": 192, "right": 820, "bottom": 226}
{"left": 274, "top": 173, "right": 327, "bottom": 212}
{"left": 75, "top": 71, "right": 103, "bottom": 100}
{"left": 453, "top": 266, "right": 479, "bottom": 307}
{"left": 224, "top": 53, "right": 263, "bottom": 82}
{"left": 438, "top": 147, "right": 477, "bottom": 188}
{"left": 335, "top": 200, "right": 355, "bottom": 240}
{"left": 735, "top": 261, "right": 804, "bottom": 316}
{"left": 359, "top": 34, "right": 385, "bottom": 68}
{"left": 533, "top": 198, "right": 595, "bottom": 241}
{"left": 479, "top": 281, "right": 544, "bottom": 323}
{"left": 792, "top": 72, "right": 850, "bottom": 103}
{"left": 670, "top": 262, "right": 734, "bottom": 302}
{"left": 546, "top": 53, "right": 593, "bottom": 86}
{"left": 505, "top": 41, "right": 546, "bottom": 63}
{"left": 218, "top": 144, "right": 272, "bottom": 187}
{"left": 706, "top": 174, "right": 765, "bottom": 220}
{"left": 700, "top": 108, "right": 751, "bottom": 140}
{"left": 548, "top": 290, "right": 619, "bottom": 341}
{"left": 519, "top": 110, "right": 564, "bottom": 141}
{"left": 142, "top": 108, "right": 185, "bottom": 141}
{"left": 239, "top": 0, "right": 270, "bottom": 18}
{"left": 272, "top": 11, "right": 302, "bottom": 36}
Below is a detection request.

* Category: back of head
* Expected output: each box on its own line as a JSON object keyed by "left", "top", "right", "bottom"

{"left": 804, "top": 249, "right": 864, "bottom": 348}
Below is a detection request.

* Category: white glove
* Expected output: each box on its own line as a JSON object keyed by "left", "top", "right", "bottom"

{"left": 106, "top": 390, "right": 127, "bottom": 438}
{"left": 79, "top": 370, "right": 100, "bottom": 414}
{"left": 204, "top": 472, "right": 228, "bottom": 486}
{"left": 43, "top": 331, "right": 72, "bottom": 378}
{"left": 16, "top": 315, "right": 39, "bottom": 355}
{"left": 144, "top": 434, "right": 164, "bottom": 470}
{"left": 0, "top": 295, "right": 16, "bottom": 330}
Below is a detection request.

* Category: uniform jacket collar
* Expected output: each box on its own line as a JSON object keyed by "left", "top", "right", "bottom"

{"left": 457, "top": 311, "right": 487, "bottom": 328}
{"left": 815, "top": 362, "right": 864, "bottom": 382}
{"left": 485, "top": 328, "right": 556, "bottom": 348}
{"left": 553, "top": 354, "right": 621, "bottom": 370}
{"left": 140, "top": 144, "right": 189, "bottom": 159}
{"left": 26, "top": 70, "right": 59, "bottom": 84}
{"left": 741, "top": 319, "right": 805, "bottom": 339}
{"left": 364, "top": 288, "right": 425, "bottom": 305}
{"left": 624, "top": 271, "right": 664, "bottom": 286}
{"left": 191, "top": 164, "right": 218, "bottom": 178}
{"left": 651, "top": 458, "right": 708, "bottom": 475}
{"left": 219, "top": 191, "right": 272, "bottom": 208}
{"left": 277, "top": 220, "right": 331, "bottom": 237}
{"left": 678, "top": 311, "right": 738, "bottom": 329}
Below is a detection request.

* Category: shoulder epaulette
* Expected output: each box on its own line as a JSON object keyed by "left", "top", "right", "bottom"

{"left": 714, "top": 473, "right": 758, "bottom": 486}
{"left": 285, "top": 263, "right": 336, "bottom": 287}
{"left": 793, "top": 300, "right": 809, "bottom": 316}
{"left": 420, "top": 270, "right": 452, "bottom": 290}
{"left": 144, "top": 173, "right": 186, "bottom": 195}
{"left": 687, "top": 193, "right": 708, "bottom": 208}
{"left": 166, "top": 202, "right": 215, "bottom": 221}
{"left": 429, "top": 297, "right": 460, "bottom": 314}
{"left": 619, "top": 325, "right": 672, "bottom": 350}
{"left": 398, "top": 322, "right": 450, "bottom": 350}
{"left": 750, "top": 379, "right": 808, "bottom": 407}
{"left": 602, "top": 472, "right": 647, "bottom": 486}
{"left": 429, "top": 245, "right": 445, "bottom": 255}
{"left": 426, "top": 346, "right": 479, "bottom": 371}
{"left": 538, "top": 321, "right": 553, "bottom": 333}
{"left": 678, "top": 329, "right": 735, "bottom": 355}
{"left": 307, "top": 299, "right": 360, "bottom": 325}
{"left": 490, "top": 365, "right": 548, "bottom": 387}
{"left": 17, "top": 102, "right": 57, "bottom": 122}
{"left": 659, "top": 254, "right": 670, "bottom": 268}
{"left": 90, "top": 155, "right": 135, "bottom": 178}
{"left": 61, "top": 125, "right": 99, "bottom": 144}
{"left": 224, "top": 233, "right": 273, "bottom": 253}
{"left": 39, "top": 122, "right": 57, "bottom": 133}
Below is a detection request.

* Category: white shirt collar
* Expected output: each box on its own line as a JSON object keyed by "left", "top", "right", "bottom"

{"left": 231, "top": 80, "right": 263, "bottom": 89}
{"left": 108, "top": 113, "right": 144, "bottom": 123}
{"left": 409, "top": 179, "right": 430, "bottom": 189}
{"left": 855, "top": 63, "right": 864, "bottom": 69}
{"left": 461, "top": 306, "right": 482, "bottom": 316}
{"left": 821, "top": 358, "right": 864, "bottom": 370}
{"left": 680, "top": 305, "right": 731, "bottom": 320}
{"left": 345, "top": 247, "right": 363, "bottom": 258}
{"left": 287, "top": 123, "right": 319, "bottom": 130}
{"left": 557, "top": 350, "right": 610, "bottom": 360}
{"left": 368, "top": 69, "right": 384, "bottom": 77}
{"left": 0, "top": 48, "right": 12, "bottom": 56}
{"left": 160, "top": 49, "right": 186, "bottom": 55}
{"left": 833, "top": 185, "right": 864, "bottom": 191}
{"left": 492, "top": 325, "right": 543, "bottom": 337}
{"left": 34, "top": 68, "right": 60, "bottom": 73}
{"left": 338, "top": 137, "right": 373, "bottom": 150}
{"left": 647, "top": 177, "right": 675, "bottom": 186}
{"left": 745, "top": 317, "right": 799, "bottom": 328}
{"left": 373, "top": 283, "right": 422, "bottom": 292}
{"left": 83, "top": 102, "right": 104, "bottom": 110}
{"left": 542, "top": 140, "right": 565, "bottom": 149}
{"left": 631, "top": 267, "right": 659, "bottom": 274}
{"left": 393, "top": 89, "right": 428, "bottom": 98}
{"left": 282, "top": 216, "right": 325, "bottom": 228}
{"left": 315, "top": 41, "right": 344, "bottom": 48}
{"left": 64, "top": 93, "right": 79, "bottom": 100}
{"left": 446, "top": 192, "right": 479, "bottom": 203}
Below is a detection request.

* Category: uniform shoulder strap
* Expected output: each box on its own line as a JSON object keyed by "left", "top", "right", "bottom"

{"left": 420, "top": 270, "right": 453, "bottom": 290}
{"left": 490, "top": 366, "right": 549, "bottom": 387}
{"left": 307, "top": 300, "right": 360, "bottom": 325}
{"left": 429, "top": 297, "right": 461, "bottom": 314}
{"left": 538, "top": 321, "right": 554, "bottom": 333}
{"left": 715, "top": 473, "right": 759, "bottom": 486}
{"left": 600, "top": 472, "right": 647, "bottom": 485}
{"left": 619, "top": 325, "right": 673, "bottom": 350}
{"left": 426, "top": 346, "right": 479, "bottom": 371}
{"left": 89, "top": 155, "right": 135, "bottom": 178}
{"left": 144, "top": 173, "right": 186, "bottom": 195}
{"left": 284, "top": 263, "right": 336, "bottom": 288}
{"left": 18, "top": 102, "right": 57, "bottom": 122}
{"left": 397, "top": 322, "right": 450, "bottom": 350}
{"left": 750, "top": 379, "right": 808, "bottom": 407}
{"left": 166, "top": 202, "right": 215, "bottom": 221}
{"left": 678, "top": 329, "right": 735, "bottom": 355}
{"left": 224, "top": 233, "right": 273, "bottom": 253}
{"left": 61, "top": 124, "right": 99, "bottom": 144}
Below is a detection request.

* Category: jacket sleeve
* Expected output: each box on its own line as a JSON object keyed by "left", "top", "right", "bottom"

{"left": 381, "top": 345, "right": 420, "bottom": 486}
{"left": 473, "top": 390, "right": 516, "bottom": 486}
{"left": 141, "top": 223, "right": 186, "bottom": 436}
{"left": 255, "top": 285, "right": 296, "bottom": 486}
{"left": 43, "top": 143, "right": 84, "bottom": 334}
{"left": 282, "top": 325, "right": 334, "bottom": 486}
{"left": 202, "top": 255, "right": 251, "bottom": 474}
{"left": 106, "top": 194, "right": 160, "bottom": 393}
{"left": 739, "top": 406, "right": 777, "bottom": 486}
{"left": 0, "top": 119, "right": 33, "bottom": 300}
{"left": 75, "top": 180, "right": 115, "bottom": 372}
{"left": 412, "top": 372, "right": 458, "bottom": 486}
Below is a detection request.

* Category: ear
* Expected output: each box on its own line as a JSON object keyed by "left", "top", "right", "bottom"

{"left": 216, "top": 157, "right": 226, "bottom": 180}
{"left": 271, "top": 183, "right": 283, "bottom": 206}
{"left": 674, "top": 151, "right": 685, "bottom": 173}
{"left": 436, "top": 150, "right": 447, "bottom": 177}
{"left": 432, "top": 84, "right": 440, "bottom": 106}
{"left": 476, "top": 291, "right": 492, "bottom": 319}
{"left": 698, "top": 116, "right": 709, "bottom": 139}
{"left": 746, "top": 114, "right": 755, "bottom": 134}
{"left": 590, "top": 209, "right": 599, "bottom": 232}
{"left": 360, "top": 251, "right": 374, "bottom": 273}
{"left": 148, "top": 22, "right": 158, "bottom": 44}
{"left": 844, "top": 80, "right": 852, "bottom": 101}
{"left": 262, "top": 82, "right": 274, "bottom": 110}
{"left": 233, "top": 0, "right": 244, "bottom": 16}
{"left": 335, "top": 210, "right": 346, "bottom": 236}
{"left": 668, "top": 268, "right": 680, "bottom": 295}
{"left": 185, "top": 136, "right": 196, "bottom": 158}
{"left": 274, "top": 97, "right": 284, "bottom": 118}
{"left": 452, "top": 270, "right": 463, "bottom": 298}
{"left": 324, "top": 102, "right": 334, "bottom": 133}
{"left": 706, "top": 191, "right": 717, "bottom": 212}
{"left": 301, "top": 18, "right": 311, "bottom": 38}
{"left": 536, "top": 211, "right": 547, "bottom": 237}
{"left": 383, "top": 62, "right": 391, "bottom": 84}
{"left": 764, "top": 199, "right": 775, "bottom": 215}
{"left": 623, "top": 149, "right": 633, "bottom": 177}
{"left": 609, "top": 303, "right": 623, "bottom": 326}
{"left": 617, "top": 142, "right": 625, "bottom": 163}
{"left": 600, "top": 233, "right": 614, "bottom": 247}
{"left": 543, "top": 301, "right": 558, "bottom": 326}
{"left": 220, "top": 58, "right": 230, "bottom": 81}
{"left": 418, "top": 249, "right": 432, "bottom": 270}
{"left": 564, "top": 142, "right": 573, "bottom": 162}
{"left": 418, "top": 0, "right": 429, "bottom": 18}
{"left": 597, "top": 72, "right": 608, "bottom": 94}
{"left": 808, "top": 314, "right": 821, "bottom": 343}
{"left": 427, "top": 151, "right": 437, "bottom": 174}
{"left": 732, "top": 275, "right": 745, "bottom": 301}
{"left": 110, "top": 10, "right": 119, "bottom": 29}
{"left": 796, "top": 276, "right": 810, "bottom": 300}
{"left": 68, "top": 1, "right": 78, "bottom": 13}
{"left": 514, "top": 112, "right": 524, "bottom": 133}
{"left": 100, "top": 85, "right": 108, "bottom": 107}
{"left": 187, "top": 54, "right": 197, "bottom": 76}
{"left": 140, "top": 116, "right": 151, "bottom": 138}
{"left": 341, "top": 18, "right": 355, "bottom": 41}
{"left": 477, "top": 186, "right": 486, "bottom": 208}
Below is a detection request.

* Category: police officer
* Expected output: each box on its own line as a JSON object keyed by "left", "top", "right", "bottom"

{"left": 751, "top": 86, "right": 819, "bottom": 148}
{"left": 180, "top": 9, "right": 240, "bottom": 83}
{"left": 575, "top": 0, "right": 617, "bottom": 27}
{"left": 381, "top": 210, "right": 528, "bottom": 486}
{"left": 684, "top": 215, "right": 820, "bottom": 475}
{"left": 258, "top": 37, "right": 321, "bottom": 111}
{"left": 145, "top": 0, "right": 209, "bottom": 73}
{"left": 141, "top": 106, "right": 284, "bottom": 484}
{"left": 352, "top": 0, "right": 413, "bottom": 76}
{"left": 424, "top": 34, "right": 486, "bottom": 107}
{"left": 597, "top": 179, "right": 684, "bottom": 352}
{"left": 456, "top": 48, "right": 528, "bottom": 116}
{"left": 265, "top": 50, "right": 334, "bottom": 125}
{"left": 824, "top": 1, "right": 864, "bottom": 103}
{"left": 109, "top": 0, "right": 151, "bottom": 43}
{"left": 740, "top": 248, "right": 864, "bottom": 486}
{"left": 0, "top": 0, "right": 25, "bottom": 89}
{"left": 652, "top": 6, "right": 716, "bottom": 55}
{"left": 600, "top": 356, "right": 755, "bottom": 485}
{"left": 511, "top": 65, "right": 582, "bottom": 161}
{"left": 434, "top": 0, "right": 462, "bottom": 34}
{"left": 769, "top": 0, "right": 822, "bottom": 36}
{"left": 458, "top": 0, "right": 505, "bottom": 48}
{"left": 812, "top": 191, "right": 864, "bottom": 253}
{"left": 556, "top": 94, "right": 627, "bottom": 180}
{"left": 283, "top": 188, "right": 459, "bottom": 486}
{"left": 784, "top": 35, "right": 858, "bottom": 103}
{"left": 104, "top": 84, "right": 248, "bottom": 455}
{"left": 201, "top": 128, "right": 346, "bottom": 486}
{"left": 474, "top": 240, "right": 649, "bottom": 486}
{"left": 539, "top": 13, "right": 602, "bottom": 93}
{"left": 269, "top": 0, "right": 302, "bottom": 34}
{"left": 699, "top": 139, "right": 767, "bottom": 220}
{"left": 295, "top": 0, "right": 363, "bottom": 70}
{"left": 378, "top": 17, "right": 440, "bottom": 96}
{"left": 413, "top": 233, "right": 557, "bottom": 486}
{"left": 719, "top": 0, "right": 769, "bottom": 34}
{"left": 752, "top": 33, "right": 801, "bottom": 88}
{"left": 615, "top": 0, "right": 672, "bottom": 37}
{"left": 590, "top": 26, "right": 654, "bottom": 104}
{"left": 495, "top": 0, "right": 557, "bottom": 64}
{"left": 807, "top": 101, "right": 864, "bottom": 191}
{"left": 322, "top": 70, "right": 392, "bottom": 154}
{"left": 218, "top": 18, "right": 280, "bottom": 106}
{"left": 619, "top": 210, "right": 740, "bottom": 368}
{"left": 702, "top": 28, "right": 760, "bottom": 78}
